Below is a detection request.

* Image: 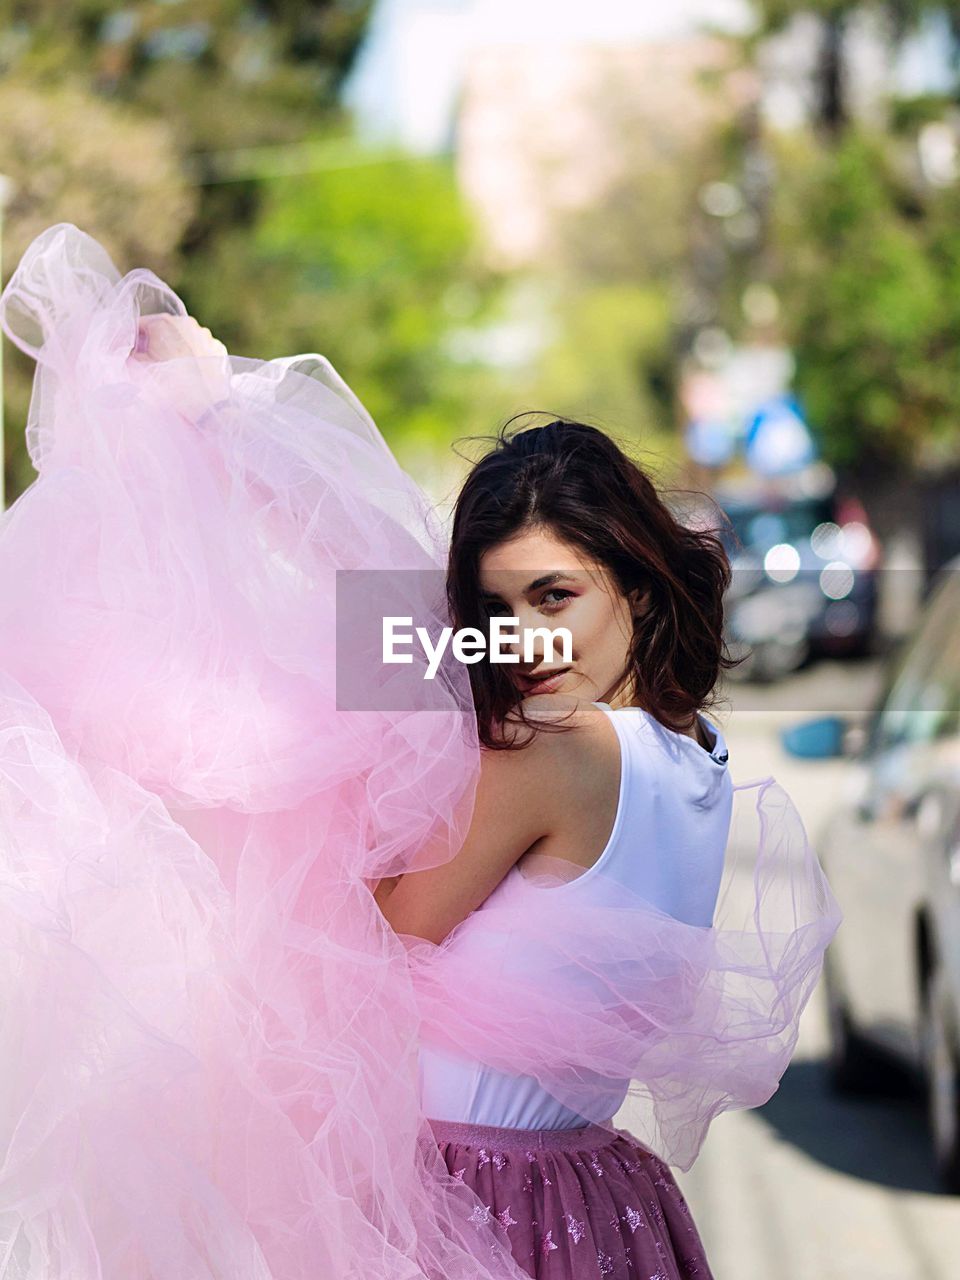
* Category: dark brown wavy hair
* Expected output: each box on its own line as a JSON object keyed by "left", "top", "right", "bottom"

{"left": 446, "top": 418, "right": 741, "bottom": 750}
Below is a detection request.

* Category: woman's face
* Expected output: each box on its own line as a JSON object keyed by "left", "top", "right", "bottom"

{"left": 477, "top": 525, "right": 646, "bottom": 707}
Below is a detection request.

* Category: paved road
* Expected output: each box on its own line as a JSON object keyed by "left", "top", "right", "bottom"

{"left": 615, "top": 655, "right": 960, "bottom": 1280}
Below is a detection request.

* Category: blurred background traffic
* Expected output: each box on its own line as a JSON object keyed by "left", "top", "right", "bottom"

{"left": 3, "top": 0, "right": 960, "bottom": 1274}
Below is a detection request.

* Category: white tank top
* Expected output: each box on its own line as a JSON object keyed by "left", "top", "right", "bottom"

{"left": 417, "top": 700, "right": 733, "bottom": 1129}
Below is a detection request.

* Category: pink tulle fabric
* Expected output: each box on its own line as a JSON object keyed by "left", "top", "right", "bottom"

{"left": 0, "top": 223, "right": 843, "bottom": 1279}
{"left": 407, "top": 775, "right": 843, "bottom": 1169}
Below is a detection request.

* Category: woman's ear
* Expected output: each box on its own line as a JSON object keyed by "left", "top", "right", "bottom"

{"left": 628, "top": 585, "right": 651, "bottom": 619}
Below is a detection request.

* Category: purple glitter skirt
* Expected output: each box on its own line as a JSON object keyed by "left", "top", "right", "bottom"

{"left": 427, "top": 1116, "right": 714, "bottom": 1280}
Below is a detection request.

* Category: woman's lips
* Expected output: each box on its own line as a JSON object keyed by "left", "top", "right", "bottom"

{"left": 517, "top": 668, "right": 570, "bottom": 694}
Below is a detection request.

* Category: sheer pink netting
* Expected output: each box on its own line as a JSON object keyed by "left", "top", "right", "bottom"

{"left": 407, "top": 772, "right": 844, "bottom": 1170}
{"left": 0, "top": 223, "right": 843, "bottom": 1279}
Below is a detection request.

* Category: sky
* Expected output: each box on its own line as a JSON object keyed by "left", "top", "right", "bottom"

{"left": 342, "top": 0, "right": 754, "bottom": 153}
{"left": 342, "top": 0, "right": 957, "bottom": 154}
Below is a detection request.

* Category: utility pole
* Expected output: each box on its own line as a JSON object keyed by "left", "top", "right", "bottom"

{"left": 0, "top": 174, "right": 15, "bottom": 512}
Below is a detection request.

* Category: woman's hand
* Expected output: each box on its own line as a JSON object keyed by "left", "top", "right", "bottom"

{"left": 131, "top": 314, "right": 231, "bottom": 418}
{"left": 134, "top": 314, "right": 228, "bottom": 364}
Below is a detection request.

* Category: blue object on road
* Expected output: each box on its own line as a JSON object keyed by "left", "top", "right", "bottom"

{"left": 780, "top": 715, "right": 847, "bottom": 759}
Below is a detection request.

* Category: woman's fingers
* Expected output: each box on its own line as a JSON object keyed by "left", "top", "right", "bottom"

{"left": 134, "top": 314, "right": 227, "bottom": 363}
{"left": 130, "top": 314, "right": 232, "bottom": 416}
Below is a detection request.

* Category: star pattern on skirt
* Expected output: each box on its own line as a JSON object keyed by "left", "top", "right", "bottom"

{"left": 621, "top": 1204, "right": 645, "bottom": 1232}
{"left": 435, "top": 1132, "right": 712, "bottom": 1279}
{"left": 468, "top": 1203, "right": 492, "bottom": 1228}
{"left": 564, "top": 1212, "right": 586, "bottom": 1243}
{"left": 540, "top": 1230, "right": 558, "bottom": 1256}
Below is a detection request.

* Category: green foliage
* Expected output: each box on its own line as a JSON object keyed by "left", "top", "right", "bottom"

{"left": 752, "top": 0, "right": 946, "bottom": 30}
{"left": 259, "top": 152, "right": 470, "bottom": 287}
{"left": 182, "top": 148, "right": 509, "bottom": 466}
{"left": 519, "top": 284, "right": 678, "bottom": 461}
{"left": 749, "top": 1, "right": 960, "bottom": 136}
{"left": 769, "top": 129, "right": 960, "bottom": 471}
{"left": 740, "top": 1, "right": 960, "bottom": 475}
{"left": 0, "top": 1, "right": 379, "bottom": 499}
{"left": 0, "top": 76, "right": 196, "bottom": 496}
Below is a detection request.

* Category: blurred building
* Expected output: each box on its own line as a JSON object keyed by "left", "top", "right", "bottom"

{"left": 455, "top": 36, "right": 752, "bottom": 270}
{"left": 343, "top": 0, "right": 752, "bottom": 153}
{"left": 345, "top": 2, "right": 957, "bottom": 268}
{"left": 344, "top": 0, "right": 754, "bottom": 268}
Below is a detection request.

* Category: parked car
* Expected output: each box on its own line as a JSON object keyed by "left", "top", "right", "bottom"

{"left": 782, "top": 554, "right": 960, "bottom": 1190}
{"left": 713, "top": 474, "right": 883, "bottom": 681}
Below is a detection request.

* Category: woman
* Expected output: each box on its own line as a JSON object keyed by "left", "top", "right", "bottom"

{"left": 374, "top": 421, "right": 735, "bottom": 1278}
{"left": 0, "top": 223, "right": 841, "bottom": 1280}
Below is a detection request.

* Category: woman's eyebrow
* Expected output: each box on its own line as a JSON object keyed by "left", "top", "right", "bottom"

{"left": 480, "top": 572, "right": 580, "bottom": 600}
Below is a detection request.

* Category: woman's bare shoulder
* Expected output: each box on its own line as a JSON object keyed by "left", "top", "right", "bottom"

{"left": 497, "top": 696, "right": 619, "bottom": 825}
{"left": 497, "top": 693, "right": 611, "bottom": 759}
{"left": 499, "top": 691, "right": 600, "bottom": 726}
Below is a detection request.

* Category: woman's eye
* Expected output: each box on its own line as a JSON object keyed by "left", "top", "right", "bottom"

{"left": 484, "top": 590, "right": 573, "bottom": 616}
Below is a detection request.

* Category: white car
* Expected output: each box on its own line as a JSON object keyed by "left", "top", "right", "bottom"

{"left": 782, "top": 554, "right": 960, "bottom": 1190}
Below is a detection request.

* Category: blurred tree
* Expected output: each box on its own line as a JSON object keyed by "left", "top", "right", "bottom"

{"left": 0, "top": 1, "right": 370, "bottom": 109}
{"left": 0, "top": 81, "right": 192, "bottom": 272}
{"left": 768, "top": 127, "right": 960, "bottom": 474}
{"left": 0, "top": 78, "right": 195, "bottom": 496}
{"left": 522, "top": 284, "right": 676, "bottom": 459}
{"left": 0, "top": 1, "right": 373, "bottom": 245}
{"left": 181, "top": 150, "right": 509, "bottom": 469}
{"left": 751, "top": 0, "right": 960, "bottom": 135}
{"left": 738, "top": 3, "right": 960, "bottom": 477}
{"left": 0, "top": 1, "right": 379, "bottom": 499}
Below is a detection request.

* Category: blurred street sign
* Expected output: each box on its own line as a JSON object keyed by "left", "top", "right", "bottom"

{"left": 745, "top": 394, "right": 816, "bottom": 476}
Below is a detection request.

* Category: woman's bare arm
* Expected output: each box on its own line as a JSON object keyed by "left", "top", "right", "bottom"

{"left": 374, "top": 695, "right": 585, "bottom": 944}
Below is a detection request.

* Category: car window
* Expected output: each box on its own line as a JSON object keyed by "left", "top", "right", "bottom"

{"left": 922, "top": 602, "right": 960, "bottom": 743}
{"left": 723, "top": 497, "right": 834, "bottom": 551}
{"left": 866, "top": 569, "right": 960, "bottom": 755}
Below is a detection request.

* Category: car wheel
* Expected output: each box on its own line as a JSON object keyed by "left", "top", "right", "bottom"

{"left": 824, "top": 950, "right": 882, "bottom": 1093}
{"left": 726, "top": 638, "right": 809, "bottom": 684}
{"left": 920, "top": 959, "right": 960, "bottom": 1193}
{"left": 761, "top": 636, "right": 810, "bottom": 680}
{"left": 841, "top": 629, "right": 875, "bottom": 660}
